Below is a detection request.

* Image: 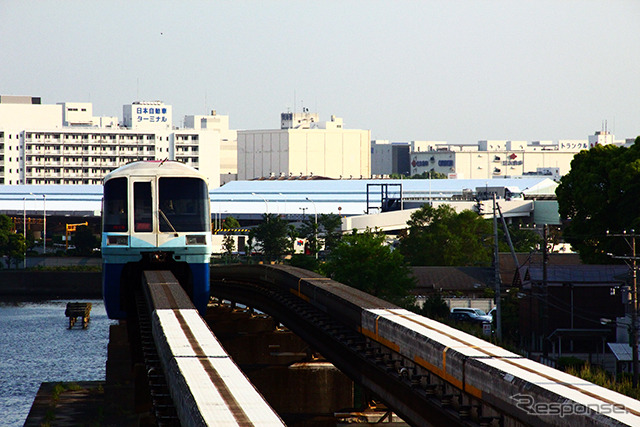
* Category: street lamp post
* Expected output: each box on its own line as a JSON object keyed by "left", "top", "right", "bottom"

{"left": 251, "top": 192, "right": 269, "bottom": 215}
{"left": 27, "top": 192, "right": 37, "bottom": 268}
{"left": 43, "top": 194, "right": 46, "bottom": 265}
{"left": 279, "top": 193, "right": 285, "bottom": 219}
{"left": 23, "top": 197, "right": 26, "bottom": 269}
{"left": 306, "top": 197, "right": 318, "bottom": 259}
{"left": 607, "top": 232, "right": 640, "bottom": 387}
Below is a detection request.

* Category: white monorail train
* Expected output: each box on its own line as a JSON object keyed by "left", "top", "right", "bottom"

{"left": 101, "top": 161, "right": 212, "bottom": 319}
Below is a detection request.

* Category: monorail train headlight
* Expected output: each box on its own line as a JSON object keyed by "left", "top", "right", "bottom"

{"left": 185, "top": 235, "right": 206, "bottom": 245}
{"left": 107, "top": 235, "right": 129, "bottom": 246}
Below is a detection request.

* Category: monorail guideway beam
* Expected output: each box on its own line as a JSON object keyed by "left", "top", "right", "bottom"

{"left": 211, "top": 264, "right": 640, "bottom": 427}
{"left": 137, "top": 270, "right": 285, "bottom": 427}
{"left": 210, "top": 278, "right": 471, "bottom": 427}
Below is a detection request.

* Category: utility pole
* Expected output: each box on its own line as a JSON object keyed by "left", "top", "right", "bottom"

{"left": 542, "top": 224, "right": 549, "bottom": 358}
{"left": 608, "top": 231, "right": 639, "bottom": 388}
{"left": 519, "top": 223, "right": 551, "bottom": 355}
{"left": 496, "top": 203, "right": 523, "bottom": 284}
{"left": 493, "top": 193, "right": 502, "bottom": 340}
{"left": 634, "top": 236, "right": 638, "bottom": 388}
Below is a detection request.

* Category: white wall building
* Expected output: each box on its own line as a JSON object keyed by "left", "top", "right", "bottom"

{"left": 237, "top": 113, "right": 370, "bottom": 180}
{"left": 184, "top": 110, "right": 237, "bottom": 185}
{"left": 371, "top": 140, "right": 411, "bottom": 177}
{"left": 407, "top": 136, "right": 619, "bottom": 180}
{"left": 0, "top": 96, "right": 220, "bottom": 187}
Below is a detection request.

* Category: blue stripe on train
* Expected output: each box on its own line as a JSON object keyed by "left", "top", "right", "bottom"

{"left": 103, "top": 262, "right": 210, "bottom": 319}
{"left": 190, "top": 263, "right": 210, "bottom": 316}
{"left": 102, "top": 262, "right": 126, "bottom": 319}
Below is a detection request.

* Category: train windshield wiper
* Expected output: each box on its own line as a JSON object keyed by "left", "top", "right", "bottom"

{"left": 159, "top": 208, "right": 179, "bottom": 236}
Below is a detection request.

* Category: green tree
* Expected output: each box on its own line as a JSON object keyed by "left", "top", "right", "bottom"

{"left": 411, "top": 171, "right": 447, "bottom": 179}
{"left": 318, "top": 213, "right": 343, "bottom": 252}
{"left": 246, "top": 229, "right": 256, "bottom": 262}
{"left": 5, "top": 233, "right": 26, "bottom": 268}
{"left": 222, "top": 233, "right": 236, "bottom": 263}
{"left": 299, "top": 215, "right": 320, "bottom": 256}
{"left": 0, "top": 215, "right": 26, "bottom": 268}
{"left": 252, "top": 214, "right": 291, "bottom": 262}
{"left": 556, "top": 138, "right": 640, "bottom": 263}
{"left": 298, "top": 213, "right": 343, "bottom": 257}
{"left": 419, "top": 293, "right": 450, "bottom": 319}
{"left": 499, "top": 224, "right": 542, "bottom": 253}
{"left": 286, "top": 225, "right": 298, "bottom": 256}
{"left": 398, "top": 204, "right": 493, "bottom": 266}
{"left": 322, "top": 229, "right": 415, "bottom": 306}
{"left": 222, "top": 216, "right": 241, "bottom": 230}
{"left": 25, "top": 229, "right": 36, "bottom": 252}
{"left": 73, "top": 225, "right": 98, "bottom": 256}
{"left": 390, "top": 171, "right": 447, "bottom": 179}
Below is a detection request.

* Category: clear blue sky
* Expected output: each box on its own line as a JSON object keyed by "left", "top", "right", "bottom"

{"left": 1, "top": 1, "right": 639, "bottom": 143}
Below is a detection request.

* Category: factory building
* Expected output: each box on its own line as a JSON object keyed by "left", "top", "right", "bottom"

{"left": 370, "top": 140, "right": 411, "bottom": 177}
{"left": 237, "top": 112, "right": 370, "bottom": 180}
{"left": 406, "top": 135, "right": 623, "bottom": 180}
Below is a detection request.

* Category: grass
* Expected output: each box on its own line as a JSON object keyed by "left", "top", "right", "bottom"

{"left": 51, "top": 382, "right": 82, "bottom": 401}
{"left": 41, "top": 382, "right": 104, "bottom": 427}
{"left": 566, "top": 362, "right": 640, "bottom": 400}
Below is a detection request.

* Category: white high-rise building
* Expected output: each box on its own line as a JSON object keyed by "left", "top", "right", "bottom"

{"left": 0, "top": 96, "right": 220, "bottom": 187}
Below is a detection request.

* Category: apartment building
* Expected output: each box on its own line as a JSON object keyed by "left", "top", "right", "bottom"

{"left": 0, "top": 96, "right": 221, "bottom": 187}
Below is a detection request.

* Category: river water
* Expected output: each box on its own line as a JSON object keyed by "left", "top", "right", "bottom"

{"left": 0, "top": 300, "right": 115, "bottom": 427}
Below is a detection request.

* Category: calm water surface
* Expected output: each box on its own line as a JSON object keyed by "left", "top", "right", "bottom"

{"left": 0, "top": 300, "right": 116, "bottom": 427}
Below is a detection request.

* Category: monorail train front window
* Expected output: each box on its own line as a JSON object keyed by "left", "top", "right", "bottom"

{"left": 158, "top": 177, "right": 209, "bottom": 232}
{"left": 103, "top": 177, "right": 128, "bottom": 232}
{"left": 134, "top": 182, "right": 152, "bottom": 232}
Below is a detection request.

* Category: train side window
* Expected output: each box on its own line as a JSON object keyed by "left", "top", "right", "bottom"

{"left": 134, "top": 182, "right": 153, "bottom": 232}
{"left": 159, "top": 177, "right": 208, "bottom": 232}
{"left": 103, "top": 177, "right": 128, "bottom": 232}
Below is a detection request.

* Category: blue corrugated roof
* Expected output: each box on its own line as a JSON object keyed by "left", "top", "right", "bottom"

{"left": 0, "top": 177, "right": 556, "bottom": 218}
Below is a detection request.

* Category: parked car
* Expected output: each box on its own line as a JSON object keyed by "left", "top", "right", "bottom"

{"left": 450, "top": 307, "right": 492, "bottom": 323}
{"left": 449, "top": 311, "right": 482, "bottom": 323}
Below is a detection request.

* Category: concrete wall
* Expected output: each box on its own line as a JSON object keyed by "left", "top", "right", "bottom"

{"left": 0, "top": 271, "right": 101, "bottom": 298}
